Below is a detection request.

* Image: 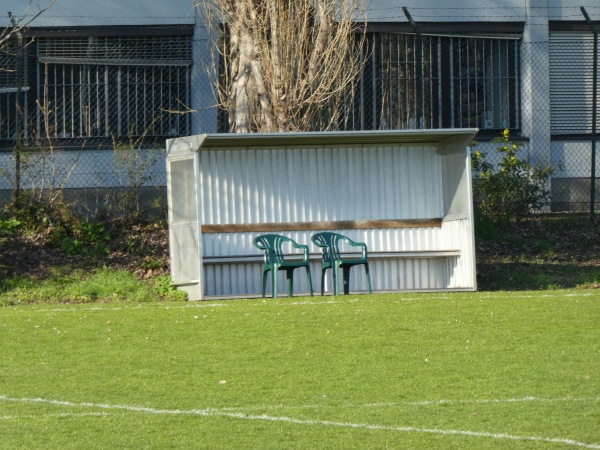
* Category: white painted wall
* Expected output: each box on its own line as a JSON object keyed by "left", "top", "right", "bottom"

{"left": 365, "top": 0, "right": 527, "bottom": 22}
{"left": 548, "top": 0, "right": 600, "bottom": 20}
{"left": 5, "top": 0, "right": 195, "bottom": 27}
{"left": 21, "top": 0, "right": 600, "bottom": 28}
{"left": 364, "top": 0, "right": 599, "bottom": 22}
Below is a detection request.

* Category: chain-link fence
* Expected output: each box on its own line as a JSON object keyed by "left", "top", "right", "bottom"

{"left": 1, "top": 30, "right": 599, "bottom": 217}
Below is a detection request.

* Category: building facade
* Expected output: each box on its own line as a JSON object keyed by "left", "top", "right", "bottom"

{"left": 1, "top": 0, "right": 600, "bottom": 211}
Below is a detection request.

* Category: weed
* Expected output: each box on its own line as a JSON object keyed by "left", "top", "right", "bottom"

{"left": 473, "top": 213, "right": 505, "bottom": 242}
{"left": 2, "top": 195, "right": 110, "bottom": 257}
{"left": 106, "top": 125, "right": 164, "bottom": 222}
{"left": 0, "top": 218, "right": 21, "bottom": 237}
{"left": 0, "top": 268, "right": 186, "bottom": 305}
{"left": 141, "top": 258, "right": 163, "bottom": 270}
{"left": 59, "top": 219, "right": 110, "bottom": 257}
{"left": 152, "top": 275, "right": 188, "bottom": 301}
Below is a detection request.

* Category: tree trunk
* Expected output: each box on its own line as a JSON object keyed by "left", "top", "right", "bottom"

{"left": 205, "top": 0, "right": 364, "bottom": 133}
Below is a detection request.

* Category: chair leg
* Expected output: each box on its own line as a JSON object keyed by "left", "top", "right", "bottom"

{"left": 364, "top": 263, "right": 372, "bottom": 294}
{"left": 333, "top": 265, "right": 340, "bottom": 296}
{"left": 261, "top": 269, "right": 268, "bottom": 298}
{"left": 286, "top": 269, "right": 294, "bottom": 297}
{"left": 305, "top": 265, "right": 314, "bottom": 297}
{"left": 272, "top": 265, "right": 279, "bottom": 298}
{"left": 342, "top": 266, "right": 351, "bottom": 295}
{"left": 320, "top": 268, "right": 326, "bottom": 296}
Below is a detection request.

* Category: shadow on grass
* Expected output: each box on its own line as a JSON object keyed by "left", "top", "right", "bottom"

{"left": 477, "top": 262, "right": 600, "bottom": 291}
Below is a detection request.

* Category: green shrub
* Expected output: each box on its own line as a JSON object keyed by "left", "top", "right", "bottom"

{"left": 0, "top": 218, "right": 21, "bottom": 237}
{"left": 152, "top": 275, "right": 188, "bottom": 301}
{"left": 59, "top": 219, "right": 110, "bottom": 256}
{"left": 1, "top": 196, "right": 109, "bottom": 257}
{"left": 471, "top": 129, "right": 556, "bottom": 220}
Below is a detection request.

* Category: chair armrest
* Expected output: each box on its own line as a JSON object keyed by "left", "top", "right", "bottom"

{"left": 290, "top": 241, "right": 310, "bottom": 261}
{"left": 342, "top": 236, "right": 368, "bottom": 259}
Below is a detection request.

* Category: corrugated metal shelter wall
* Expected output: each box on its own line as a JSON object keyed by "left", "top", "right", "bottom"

{"left": 441, "top": 218, "right": 476, "bottom": 288}
{"left": 197, "top": 144, "right": 473, "bottom": 297}
{"left": 198, "top": 145, "right": 443, "bottom": 224}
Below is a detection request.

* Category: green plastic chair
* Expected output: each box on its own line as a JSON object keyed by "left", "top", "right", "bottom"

{"left": 253, "top": 234, "right": 314, "bottom": 298}
{"left": 311, "top": 232, "right": 372, "bottom": 296}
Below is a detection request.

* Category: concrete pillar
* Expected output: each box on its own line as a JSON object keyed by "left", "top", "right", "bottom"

{"left": 521, "top": 0, "right": 551, "bottom": 166}
{"left": 191, "top": 3, "right": 218, "bottom": 134}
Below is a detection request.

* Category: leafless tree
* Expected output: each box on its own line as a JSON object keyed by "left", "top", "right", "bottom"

{"left": 202, "top": 0, "right": 365, "bottom": 133}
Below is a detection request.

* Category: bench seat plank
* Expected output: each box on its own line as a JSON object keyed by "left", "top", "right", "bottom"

{"left": 202, "top": 250, "right": 460, "bottom": 264}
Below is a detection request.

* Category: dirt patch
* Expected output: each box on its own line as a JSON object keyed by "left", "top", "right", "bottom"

{"left": 0, "top": 221, "right": 170, "bottom": 281}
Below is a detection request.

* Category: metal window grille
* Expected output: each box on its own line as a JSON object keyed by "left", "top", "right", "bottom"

{"left": 36, "top": 36, "right": 192, "bottom": 139}
{"left": 349, "top": 33, "right": 520, "bottom": 132}
{"left": 0, "top": 40, "right": 31, "bottom": 140}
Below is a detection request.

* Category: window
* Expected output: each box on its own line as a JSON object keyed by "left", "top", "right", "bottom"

{"left": 0, "top": 39, "right": 32, "bottom": 140}
{"left": 348, "top": 33, "right": 520, "bottom": 133}
{"left": 549, "top": 34, "right": 599, "bottom": 136}
{"left": 36, "top": 36, "right": 192, "bottom": 140}
{"left": 1, "top": 35, "right": 192, "bottom": 143}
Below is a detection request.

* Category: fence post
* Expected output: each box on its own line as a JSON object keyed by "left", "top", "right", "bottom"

{"left": 581, "top": 7, "right": 598, "bottom": 222}
{"left": 403, "top": 8, "right": 422, "bottom": 129}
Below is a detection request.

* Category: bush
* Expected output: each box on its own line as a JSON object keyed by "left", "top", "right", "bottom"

{"left": 1, "top": 195, "right": 109, "bottom": 257}
{"left": 471, "top": 129, "right": 555, "bottom": 220}
{"left": 0, "top": 218, "right": 21, "bottom": 238}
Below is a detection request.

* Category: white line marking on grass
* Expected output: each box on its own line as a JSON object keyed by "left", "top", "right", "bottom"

{"left": 1, "top": 412, "right": 109, "bottom": 420}
{"left": 1, "top": 395, "right": 599, "bottom": 449}
{"left": 408, "top": 396, "right": 600, "bottom": 406}
{"left": 478, "top": 292, "right": 598, "bottom": 300}
{"left": 18, "top": 291, "right": 599, "bottom": 315}
{"left": 202, "top": 396, "right": 600, "bottom": 413}
{"left": 287, "top": 300, "right": 339, "bottom": 306}
{"left": 168, "top": 303, "right": 229, "bottom": 309}
{"left": 25, "top": 303, "right": 230, "bottom": 313}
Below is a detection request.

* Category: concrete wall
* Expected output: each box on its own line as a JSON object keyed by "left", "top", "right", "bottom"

{"left": 6, "top": 0, "right": 195, "bottom": 27}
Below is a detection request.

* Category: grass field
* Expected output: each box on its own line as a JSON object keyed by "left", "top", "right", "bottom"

{"left": 1, "top": 291, "right": 599, "bottom": 449}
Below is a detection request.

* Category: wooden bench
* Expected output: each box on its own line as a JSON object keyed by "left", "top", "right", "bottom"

{"left": 203, "top": 250, "right": 460, "bottom": 265}
{"left": 201, "top": 218, "right": 460, "bottom": 265}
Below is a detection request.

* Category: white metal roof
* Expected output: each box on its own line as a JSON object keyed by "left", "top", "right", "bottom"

{"left": 167, "top": 129, "right": 479, "bottom": 156}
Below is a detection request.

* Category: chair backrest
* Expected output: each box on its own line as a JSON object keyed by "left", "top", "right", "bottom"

{"left": 311, "top": 232, "right": 346, "bottom": 262}
{"left": 253, "top": 234, "right": 295, "bottom": 264}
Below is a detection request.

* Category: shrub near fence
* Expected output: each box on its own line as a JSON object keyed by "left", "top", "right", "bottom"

{"left": 471, "top": 130, "right": 556, "bottom": 220}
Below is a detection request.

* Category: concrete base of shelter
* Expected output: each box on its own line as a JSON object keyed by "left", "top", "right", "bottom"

{"left": 185, "top": 287, "right": 477, "bottom": 301}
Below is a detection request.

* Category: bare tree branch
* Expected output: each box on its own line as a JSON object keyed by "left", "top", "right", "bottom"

{"left": 1, "top": 0, "right": 57, "bottom": 47}
{"left": 202, "top": 0, "right": 366, "bottom": 133}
